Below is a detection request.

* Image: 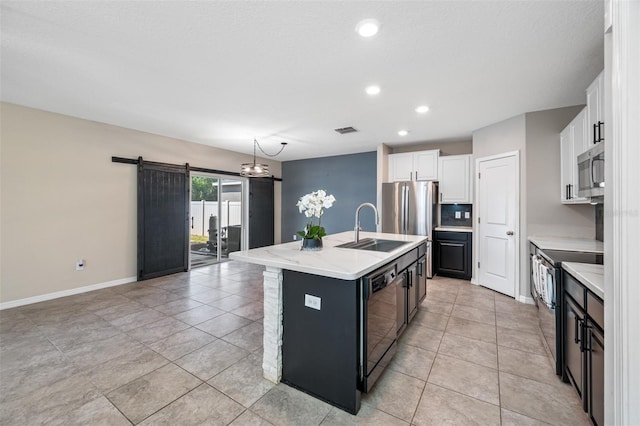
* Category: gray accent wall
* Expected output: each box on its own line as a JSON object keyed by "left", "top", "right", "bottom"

{"left": 281, "top": 152, "right": 377, "bottom": 243}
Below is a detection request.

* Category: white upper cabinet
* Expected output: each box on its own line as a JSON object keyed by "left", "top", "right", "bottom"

{"left": 586, "top": 71, "right": 605, "bottom": 146}
{"left": 388, "top": 149, "right": 439, "bottom": 182}
{"left": 560, "top": 108, "right": 589, "bottom": 204}
{"left": 438, "top": 155, "right": 472, "bottom": 204}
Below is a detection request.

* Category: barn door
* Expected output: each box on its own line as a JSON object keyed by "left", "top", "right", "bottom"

{"left": 138, "top": 158, "right": 190, "bottom": 280}
{"left": 249, "top": 178, "right": 274, "bottom": 249}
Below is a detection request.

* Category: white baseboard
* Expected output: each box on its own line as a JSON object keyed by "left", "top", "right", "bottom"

{"left": 0, "top": 276, "right": 137, "bottom": 310}
{"left": 518, "top": 295, "right": 535, "bottom": 305}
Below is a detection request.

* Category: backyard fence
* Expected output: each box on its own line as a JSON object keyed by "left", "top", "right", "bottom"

{"left": 190, "top": 201, "right": 242, "bottom": 236}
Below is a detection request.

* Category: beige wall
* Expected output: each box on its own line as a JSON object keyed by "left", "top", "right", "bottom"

{"left": 391, "top": 139, "right": 473, "bottom": 156}
{"left": 0, "top": 103, "right": 281, "bottom": 304}
{"left": 472, "top": 107, "right": 596, "bottom": 298}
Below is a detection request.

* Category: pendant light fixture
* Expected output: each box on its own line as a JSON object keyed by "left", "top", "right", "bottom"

{"left": 240, "top": 138, "right": 287, "bottom": 177}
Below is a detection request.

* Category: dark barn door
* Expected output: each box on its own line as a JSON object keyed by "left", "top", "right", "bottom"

{"left": 249, "top": 178, "right": 274, "bottom": 249}
{"left": 138, "top": 158, "right": 190, "bottom": 280}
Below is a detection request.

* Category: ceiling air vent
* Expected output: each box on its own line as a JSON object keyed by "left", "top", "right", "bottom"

{"left": 334, "top": 126, "right": 358, "bottom": 134}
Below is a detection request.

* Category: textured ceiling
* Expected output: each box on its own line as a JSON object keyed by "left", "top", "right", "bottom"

{"left": 1, "top": 1, "right": 604, "bottom": 161}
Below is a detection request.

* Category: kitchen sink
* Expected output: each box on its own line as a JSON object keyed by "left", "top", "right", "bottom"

{"left": 335, "top": 238, "right": 410, "bottom": 252}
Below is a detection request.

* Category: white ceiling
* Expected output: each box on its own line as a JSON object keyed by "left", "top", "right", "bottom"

{"left": 0, "top": 1, "right": 604, "bottom": 161}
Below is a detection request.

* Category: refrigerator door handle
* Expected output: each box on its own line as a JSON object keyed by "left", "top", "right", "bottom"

{"left": 404, "top": 186, "right": 410, "bottom": 233}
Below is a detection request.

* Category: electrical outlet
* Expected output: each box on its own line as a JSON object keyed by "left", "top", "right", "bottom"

{"left": 75, "top": 259, "right": 85, "bottom": 271}
{"left": 455, "top": 211, "right": 461, "bottom": 219}
{"left": 464, "top": 212, "right": 470, "bottom": 219}
{"left": 293, "top": 234, "right": 298, "bottom": 241}
{"left": 304, "top": 294, "right": 321, "bottom": 310}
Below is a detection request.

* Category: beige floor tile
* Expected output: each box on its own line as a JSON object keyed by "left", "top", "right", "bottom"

{"left": 321, "top": 403, "right": 409, "bottom": 425}
{"left": 173, "top": 304, "right": 225, "bottom": 326}
{"left": 230, "top": 410, "right": 274, "bottom": 426}
{"left": 427, "top": 354, "right": 499, "bottom": 405}
{"left": 398, "top": 323, "right": 443, "bottom": 352}
{"left": 495, "top": 298, "right": 538, "bottom": 317}
{"left": 497, "top": 346, "right": 558, "bottom": 386}
{"left": 425, "top": 288, "right": 458, "bottom": 303}
{"left": 362, "top": 369, "right": 425, "bottom": 422}
{"left": 413, "top": 383, "right": 500, "bottom": 426}
{"left": 106, "top": 363, "right": 201, "bottom": 424}
{"left": 64, "top": 333, "right": 146, "bottom": 369}
{"left": 148, "top": 327, "right": 216, "bottom": 361}
{"left": 232, "top": 300, "right": 264, "bottom": 321}
{"left": 221, "top": 322, "right": 264, "bottom": 352}
{"left": 251, "top": 384, "right": 333, "bottom": 426}
{"left": 189, "top": 288, "right": 238, "bottom": 304}
{"left": 499, "top": 372, "right": 589, "bottom": 426}
{"left": 195, "top": 312, "right": 253, "bottom": 338}
{"left": 127, "top": 316, "right": 190, "bottom": 345}
{"left": 208, "top": 294, "right": 256, "bottom": 311}
{"left": 174, "top": 339, "right": 249, "bottom": 381}
{"left": 495, "top": 311, "right": 540, "bottom": 334}
{"left": 46, "top": 396, "right": 131, "bottom": 426}
{"left": 153, "top": 298, "right": 203, "bottom": 315}
{"left": 93, "top": 300, "right": 146, "bottom": 322}
{"left": 411, "top": 310, "right": 450, "bottom": 331}
{"left": 83, "top": 347, "right": 168, "bottom": 393}
{"left": 388, "top": 343, "right": 436, "bottom": 381}
{"left": 497, "top": 327, "right": 547, "bottom": 356}
{"left": 421, "top": 298, "right": 454, "bottom": 315}
{"left": 438, "top": 333, "right": 498, "bottom": 369}
{"left": 501, "top": 408, "right": 553, "bottom": 425}
{"left": 451, "top": 304, "right": 496, "bottom": 325}
{"left": 109, "top": 308, "right": 167, "bottom": 332}
{"left": 208, "top": 352, "right": 275, "bottom": 407}
{"left": 445, "top": 316, "right": 497, "bottom": 344}
{"left": 139, "top": 383, "right": 244, "bottom": 425}
{"left": 455, "top": 293, "right": 495, "bottom": 311}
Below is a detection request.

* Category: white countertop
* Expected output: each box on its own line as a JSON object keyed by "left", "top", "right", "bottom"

{"left": 230, "top": 231, "right": 428, "bottom": 280}
{"left": 435, "top": 226, "right": 473, "bottom": 233}
{"left": 562, "top": 262, "right": 604, "bottom": 300}
{"left": 528, "top": 236, "right": 604, "bottom": 253}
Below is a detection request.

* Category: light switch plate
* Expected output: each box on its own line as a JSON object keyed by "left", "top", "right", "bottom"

{"left": 304, "top": 294, "right": 321, "bottom": 310}
{"left": 455, "top": 211, "right": 461, "bottom": 219}
{"left": 464, "top": 212, "right": 470, "bottom": 219}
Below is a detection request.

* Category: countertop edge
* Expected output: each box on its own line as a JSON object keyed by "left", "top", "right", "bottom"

{"left": 230, "top": 232, "right": 428, "bottom": 280}
{"left": 562, "top": 262, "right": 604, "bottom": 300}
{"left": 434, "top": 226, "right": 473, "bottom": 233}
{"left": 528, "top": 236, "right": 604, "bottom": 254}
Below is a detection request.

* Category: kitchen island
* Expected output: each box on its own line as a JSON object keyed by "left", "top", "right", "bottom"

{"left": 230, "top": 231, "right": 428, "bottom": 414}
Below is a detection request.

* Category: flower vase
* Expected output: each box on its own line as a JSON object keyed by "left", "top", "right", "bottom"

{"left": 301, "top": 237, "right": 323, "bottom": 251}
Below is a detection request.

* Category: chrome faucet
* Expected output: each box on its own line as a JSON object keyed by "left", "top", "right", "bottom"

{"left": 354, "top": 203, "right": 380, "bottom": 243}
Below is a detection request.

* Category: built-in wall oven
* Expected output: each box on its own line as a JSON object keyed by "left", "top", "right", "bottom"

{"left": 360, "top": 262, "right": 401, "bottom": 392}
{"left": 529, "top": 245, "right": 603, "bottom": 377}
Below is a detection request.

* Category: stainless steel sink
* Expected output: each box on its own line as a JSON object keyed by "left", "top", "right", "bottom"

{"left": 335, "top": 238, "right": 410, "bottom": 252}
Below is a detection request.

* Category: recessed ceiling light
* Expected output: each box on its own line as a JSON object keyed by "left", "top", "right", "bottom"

{"left": 398, "top": 130, "right": 409, "bottom": 136}
{"left": 415, "top": 105, "right": 430, "bottom": 114}
{"left": 365, "top": 85, "right": 381, "bottom": 95}
{"left": 355, "top": 19, "right": 380, "bottom": 37}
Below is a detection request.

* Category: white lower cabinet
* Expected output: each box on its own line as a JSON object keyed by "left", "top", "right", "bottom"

{"left": 560, "top": 108, "right": 589, "bottom": 204}
{"left": 438, "top": 155, "right": 472, "bottom": 204}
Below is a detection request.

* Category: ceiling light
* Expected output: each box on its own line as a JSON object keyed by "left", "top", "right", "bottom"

{"left": 398, "top": 130, "right": 409, "bottom": 136}
{"left": 240, "top": 138, "right": 287, "bottom": 178}
{"left": 415, "top": 105, "right": 430, "bottom": 114}
{"left": 355, "top": 19, "right": 380, "bottom": 37}
{"left": 365, "top": 85, "right": 381, "bottom": 95}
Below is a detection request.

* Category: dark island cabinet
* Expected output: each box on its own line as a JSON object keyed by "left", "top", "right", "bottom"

{"left": 434, "top": 230, "right": 472, "bottom": 280}
{"left": 562, "top": 270, "right": 604, "bottom": 426}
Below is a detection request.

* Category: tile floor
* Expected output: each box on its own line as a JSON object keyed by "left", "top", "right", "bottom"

{"left": 0, "top": 262, "right": 589, "bottom": 425}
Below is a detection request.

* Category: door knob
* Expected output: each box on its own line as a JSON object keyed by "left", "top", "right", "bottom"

{"left": 506, "top": 231, "right": 514, "bottom": 236}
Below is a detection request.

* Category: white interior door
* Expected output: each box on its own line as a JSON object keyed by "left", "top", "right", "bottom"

{"left": 477, "top": 153, "right": 518, "bottom": 297}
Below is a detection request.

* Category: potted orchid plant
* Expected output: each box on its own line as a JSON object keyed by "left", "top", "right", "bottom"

{"left": 296, "top": 189, "right": 336, "bottom": 251}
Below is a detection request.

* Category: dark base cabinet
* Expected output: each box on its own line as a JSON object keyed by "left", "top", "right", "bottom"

{"left": 434, "top": 230, "right": 472, "bottom": 280}
{"left": 562, "top": 270, "right": 604, "bottom": 426}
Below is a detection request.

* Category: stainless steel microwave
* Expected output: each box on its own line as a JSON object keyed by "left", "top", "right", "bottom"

{"left": 577, "top": 142, "right": 605, "bottom": 198}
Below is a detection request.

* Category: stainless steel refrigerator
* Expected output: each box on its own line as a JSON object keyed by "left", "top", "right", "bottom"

{"left": 381, "top": 181, "right": 438, "bottom": 278}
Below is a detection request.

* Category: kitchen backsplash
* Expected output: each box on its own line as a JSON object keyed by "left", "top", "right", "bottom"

{"left": 595, "top": 204, "right": 604, "bottom": 242}
{"left": 440, "top": 204, "right": 473, "bottom": 227}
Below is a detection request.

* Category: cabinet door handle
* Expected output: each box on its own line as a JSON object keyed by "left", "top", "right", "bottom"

{"left": 593, "top": 123, "right": 598, "bottom": 144}
{"left": 569, "top": 184, "right": 572, "bottom": 199}
{"left": 418, "top": 261, "right": 423, "bottom": 277}
{"left": 191, "top": 217, "right": 194, "bottom": 229}
{"left": 598, "top": 121, "right": 604, "bottom": 142}
{"left": 574, "top": 316, "right": 581, "bottom": 344}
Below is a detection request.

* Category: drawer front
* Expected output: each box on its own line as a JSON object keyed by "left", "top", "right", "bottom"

{"left": 417, "top": 242, "right": 427, "bottom": 258}
{"left": 435, "top": 231, "right": 468, "bottom": 242}
{"left": 564, "top": 271, "right": 586, "bottom": 309}
{"left": 587, "top": 291, "right": 604, "bottom": 331}
{"left": 396, "top": 248, "right": 418, "bottom": 272}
